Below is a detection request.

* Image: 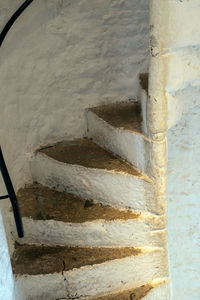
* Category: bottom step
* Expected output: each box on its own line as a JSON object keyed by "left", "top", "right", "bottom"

{"left": 12, "top": 244, "right": 168, "bottom": 300}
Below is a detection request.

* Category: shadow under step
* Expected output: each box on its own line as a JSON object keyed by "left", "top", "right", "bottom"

{"left": 139, "top": 73, "right": 148, "bottom": 94}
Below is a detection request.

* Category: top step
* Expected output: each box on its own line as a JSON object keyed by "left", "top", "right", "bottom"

{"left": 90, "top": 102, "right": 142, "bottom": 134}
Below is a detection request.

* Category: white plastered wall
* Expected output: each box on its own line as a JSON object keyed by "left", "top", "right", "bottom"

{"left": 150, "top": 1, "right": 200, "bottom": 299}
{"left": 0, "top": 0, "right": 149, "bottom": 190}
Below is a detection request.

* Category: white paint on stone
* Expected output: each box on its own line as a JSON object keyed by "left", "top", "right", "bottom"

{"left": 87, "top": 108, "right": 153, "bottom": 176}
{"left": 0, "top": 211, "right": 15, "bottom": 300}
{"left": 0, "top": 0, "right": 149, "bottom": 191}
{"left": 149, "top": 1, "right": 200, "bottom": 299}
{"left": 0, "top": 1, "right": 172, "bottom": 299}
{"left": 150, "top": 1, "right": 200, "bottom": 131}
{"left": 14, "top": 249, "right": 168, "bottom": 300}
{"left": 30, "top": 152, "right": 160, "bottom": 214}
{"left": 12, "top": 216, "right": 166, "bottom": 248}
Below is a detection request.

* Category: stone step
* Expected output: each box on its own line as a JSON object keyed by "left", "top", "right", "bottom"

{"left": 30, "top": 138, "right": 162, "bottom": 214}
{"left": 13, "top": 244, "right": 168, "bottom": 300}
{"left": 18, "top": 183, "right": 139, "bottom": 223}
{"left": 87, "top": 101, "right": 154, "bottom": 176}
{"left": 13, "top": 183, "right": 166, "bottom": 247}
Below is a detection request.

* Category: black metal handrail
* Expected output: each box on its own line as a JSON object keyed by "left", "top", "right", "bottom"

{"left": 0, "top": 148, "right": 24, "bottom": 238}
{"left": 0, "top": 0, "right": 34, "bottom": 47}
{"left": 0, "top": 0, "right": 35, "bottom": 238}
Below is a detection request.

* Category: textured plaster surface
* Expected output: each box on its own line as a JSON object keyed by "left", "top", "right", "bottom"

{"left": 0, "top": 0, "right": 149, "bottom": 191}
{"left": 168, "top": 105, "right": 200, "bottom": 300}
{"left": 0, "top": 211, "right": 15, "bottom": 300}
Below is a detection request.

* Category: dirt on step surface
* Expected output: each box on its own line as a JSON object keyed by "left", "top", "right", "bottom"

{"left": 90, "top": 102, "right": 142, "bottom": 133}
{"left": 92, "top": 284, "right": 153, "bottom": 300}
{"left": 12, "top": 244, "right": 141, "bottom": 275}
{"left": 39, "top": 138, "right": 142, "bottom": 177}
{"left": 17, "top": 183, "right": 139, "bottom": 222}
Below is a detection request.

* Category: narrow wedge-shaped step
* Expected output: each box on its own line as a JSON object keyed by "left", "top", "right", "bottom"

{"left": 92, "top": 284, "right": 153, "bottom": 300}
{"left": 87, "top": 101, "right": 154, "bottom": 177}
{"left": 12, "top": 184, "right": 166, "bottom": 248}
{"left": 13, "top": 244, "right": 168, "bottom": 300}
{"left": 92, "top": 280, "right": 170, "bottom": 300}
{"left": 30, "top": 138, "right": 159, "bottom": 214}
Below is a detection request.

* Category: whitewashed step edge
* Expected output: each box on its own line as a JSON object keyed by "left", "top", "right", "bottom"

{"left": 12, "top": 215, "right": 166, "bottom": 248}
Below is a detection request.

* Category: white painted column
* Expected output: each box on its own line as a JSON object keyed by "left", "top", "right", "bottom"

{"left": 150, "top": 1, "right": 200, "bottom": 299}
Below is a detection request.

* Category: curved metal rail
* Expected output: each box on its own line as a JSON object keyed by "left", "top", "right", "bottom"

{"left": 0, "top": 0, "right": 34, "bottom": 47}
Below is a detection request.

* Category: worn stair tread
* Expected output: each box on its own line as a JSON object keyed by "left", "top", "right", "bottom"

{"left": 17, "top": 183, "right": 139, "bottom": 223}
{"left": 12, "top": 244, "right": 140, "bottom": 275}
{"left": 90, "top": 102, "right": 142, "bottom": 134}
{"left": 39, "top": 138, "right": 144, "bottom": 177}
{"left": 92, "top": 284, "right": 153, "bottom": 300}
{"left": 139, "top": 73, "right": 148, "bottom": 93}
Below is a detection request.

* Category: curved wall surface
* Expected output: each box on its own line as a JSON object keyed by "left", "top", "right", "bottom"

{"left": 0, "top": 0, "right": 149, "bottom": 189}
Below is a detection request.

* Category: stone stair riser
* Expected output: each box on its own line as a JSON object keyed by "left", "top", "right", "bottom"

{"left": 12, "top": 216, "right": 166, "bottom": 248}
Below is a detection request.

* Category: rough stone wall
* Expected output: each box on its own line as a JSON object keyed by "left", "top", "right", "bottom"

{"left": 0, "top": 0, "right": 149, "bottom": 190}
{"left": 149, "top": 1, "right": 200, "bottom": 299}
